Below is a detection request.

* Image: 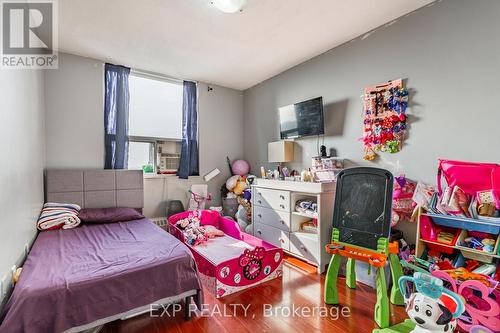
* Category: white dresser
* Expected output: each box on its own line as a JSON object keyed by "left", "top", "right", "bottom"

{"left": 251, "top": 179, "right": 335, "bottom": 273}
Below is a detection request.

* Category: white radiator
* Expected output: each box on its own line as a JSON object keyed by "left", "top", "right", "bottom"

{"left": 150, "top": 216, "right": 169, "bottom": 229}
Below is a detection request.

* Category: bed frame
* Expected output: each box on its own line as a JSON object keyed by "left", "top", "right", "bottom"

{"left": 169, "top": 210, "right": 283, "bottom": 298}
{"left": 45, "top": 169, "right": 198, "bottom": 332}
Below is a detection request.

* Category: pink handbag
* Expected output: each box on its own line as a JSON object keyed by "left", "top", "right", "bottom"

{"left": 437, "top": 160, "right": 500, "bottom": 198}
{"left": 492, "top": 167, "right": 500, "bottom": 209}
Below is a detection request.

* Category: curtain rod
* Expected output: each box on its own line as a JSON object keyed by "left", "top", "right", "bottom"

{"left": 129, "top": 68, "right": 197, "bottom": 85}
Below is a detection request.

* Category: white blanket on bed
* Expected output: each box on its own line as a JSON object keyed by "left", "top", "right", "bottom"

{"left": 194, "top": 234, "right": 254, "bottom": 265}
{"left": 37, "top": 203, "right": 81, "bottom": 230}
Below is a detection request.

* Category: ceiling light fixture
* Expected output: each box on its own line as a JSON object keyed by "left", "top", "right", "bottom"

{"left": 211, "top": 0, "right": 247, "bottom": 13}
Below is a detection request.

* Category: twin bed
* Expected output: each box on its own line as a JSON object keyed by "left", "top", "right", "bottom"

{"left": 0, "top": 170, "right": 203, "bottom": 333}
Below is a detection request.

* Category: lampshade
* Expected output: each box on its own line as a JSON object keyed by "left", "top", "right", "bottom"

{"left": 268, "top": 141, "right": 294, "bottom": 163}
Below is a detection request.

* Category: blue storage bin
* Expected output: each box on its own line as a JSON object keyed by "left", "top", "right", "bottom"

{"left": 425, "top": 213, "right": 500, "bottom": 234}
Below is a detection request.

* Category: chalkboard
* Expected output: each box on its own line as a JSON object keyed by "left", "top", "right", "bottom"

{"left": 279, "top": 97, "right": 324, "bottom": 139}
{"left": 332, "top": 167, "right": 393, "bottom": 250}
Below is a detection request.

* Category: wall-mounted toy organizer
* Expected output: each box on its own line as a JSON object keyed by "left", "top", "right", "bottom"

{"left": 323, "top": 167, "right": 404, "bottom": 329}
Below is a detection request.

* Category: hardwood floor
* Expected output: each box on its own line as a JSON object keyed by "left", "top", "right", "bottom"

{"left": 101, "top": 257, "right": 407, "bottom": 333}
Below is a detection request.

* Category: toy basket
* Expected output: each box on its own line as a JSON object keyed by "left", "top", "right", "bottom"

{"left": 421, "top": 226, "right": 461, "bottom": 254}
{"left": 426, "top": 213, "right": 500, "bottom": 234}
{"left": 455, "top": 231, "right": 499, "bottom": 263}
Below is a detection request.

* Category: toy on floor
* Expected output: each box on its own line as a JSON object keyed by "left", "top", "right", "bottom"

{"left": 432, "top": 270, "right": 500, "bottom": 332}
{"left": 469, "top": 325, "right": 494, "bottom": 333}
{"left": 324, "top": 167, "right": 404, "bottom": 329}
{"left": 399, "top": 273, "right": 464, "bottom": 333}
{"left": 222, "top": 157, "right": 254, "bottom": 229}
{"left": 373, "top": 272, "right": 465, "bottom": 333}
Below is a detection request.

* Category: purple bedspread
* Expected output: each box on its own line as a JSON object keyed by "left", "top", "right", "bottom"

{"left": 0, "top": 218, "right": 202, "bottom": 333}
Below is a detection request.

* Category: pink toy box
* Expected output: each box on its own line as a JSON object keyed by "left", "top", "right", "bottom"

{"left": 169, "top": 210, "right": 283, "bottom": 298}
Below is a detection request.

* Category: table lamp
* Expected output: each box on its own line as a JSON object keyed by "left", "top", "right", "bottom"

{"left": 268, "top": 141, "right": 294, "bottom": 178}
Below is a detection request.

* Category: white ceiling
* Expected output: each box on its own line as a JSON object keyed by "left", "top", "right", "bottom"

{"left": 59, "top": 0, "right": 433, "bottom": 90}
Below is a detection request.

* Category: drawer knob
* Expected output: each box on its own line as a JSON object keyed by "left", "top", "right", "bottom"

{"left": 280, "top": 195, "right": 285, "bottom": 200}
{"left": 257, "top": 200, "right": 262, "bottom": 204}
{"left": 279, "top": 238, "right": 284, "bottom": 243}
{"left": 257, "top": 230, "right": 262, "bottom": 234}
{"left": 300, "top": 245, "right": 307, "bottom": 251}
{"left": 279, "top": 220, "right": 285, "bottom": 224}
{"left": 258, "top": 214, "right": 262, "bottom": 218}
{"left": 280, "top": 204, "right": 285, "bottom": 209}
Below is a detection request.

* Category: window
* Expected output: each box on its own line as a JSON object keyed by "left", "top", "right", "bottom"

{"left": 127, "top": 72, "right": 183, "bottom": 172}
{"left": 128, "top": 141, "right": 154, "bottom": 170}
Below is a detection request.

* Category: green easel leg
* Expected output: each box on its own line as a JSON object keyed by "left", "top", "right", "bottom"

{"left": 374, "top": 267, "right": 390, "bottom": 328}
{"left": 324, "top": 254, "right": 342, "bottom": 304}
{"left": 346, "top": 258, "right": 356, "bottom": 289}
{"left": 388, "top": 253, "right": 404, "bottom": 306}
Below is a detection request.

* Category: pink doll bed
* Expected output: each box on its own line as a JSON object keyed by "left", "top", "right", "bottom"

{"left": 169, "top": 210, "right": 283, "bottom": 298}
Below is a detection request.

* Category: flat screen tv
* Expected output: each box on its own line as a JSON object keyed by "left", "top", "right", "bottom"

{"left": 279, "top": 97, "right": 324, "bottom": 139}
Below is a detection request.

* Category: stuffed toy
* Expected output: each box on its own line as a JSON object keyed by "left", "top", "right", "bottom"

{"left": 399, "top": 273, "right": 464, "bottom": 333}
{"left": 232, "top": 178, "right": 247, "bottom": 195}
{"left": 204, "top": 225, "right": 224, "bottom": 238}
{"left": 235, "top": 204, "right": 249, "bottom": 231}
{"left": 176, "top": 212, "right": 208, "bottom": 246}
{"left": 392, "top": 175, "right": 416, "bottom": 226}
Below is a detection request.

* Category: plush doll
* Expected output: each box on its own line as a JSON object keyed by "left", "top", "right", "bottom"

{"left": 232, "top": 177, "right": 248, "bottom": 195}
{"left": 392, "top": 175, "right": 416, "bottom": 226}
{"left": 235, "top": 204, "right": 249, "bottom": 231}
{"left": 204, "top": 225, "right": 224, "bottom": 238}
{"left": 176, "top": 213, "right": 209, "bottom": 246}
{"left": 226, "top": 175, "right": 239, "bottom": 191}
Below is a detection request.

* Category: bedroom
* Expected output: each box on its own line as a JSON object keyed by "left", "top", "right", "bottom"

{"left": 1, "top": 0, "right": 499, "bottom": 332}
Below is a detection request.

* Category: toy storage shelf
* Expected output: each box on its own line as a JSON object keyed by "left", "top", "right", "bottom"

{"left": 423, "top": 213, "right": 500, "bottom": 234}
{"left": 291, "top": 211, "right": 318, "bottom": 219}
{"left": 416, "top": 210, "right": 500, "bottom": 264}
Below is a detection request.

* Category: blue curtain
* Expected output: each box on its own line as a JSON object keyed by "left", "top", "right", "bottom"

{"left": 104, "top": 63, "right": 130, "bottom": 169}
{"left": 177, "top": 81, "right": 199, "bottom": 179}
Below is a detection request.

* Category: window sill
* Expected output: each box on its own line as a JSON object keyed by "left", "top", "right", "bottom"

{"left": 143, "top": 173, "right": 177, "bottom": 179}
{"left": 143, "top": 173, "right": 203, "bottom": 180}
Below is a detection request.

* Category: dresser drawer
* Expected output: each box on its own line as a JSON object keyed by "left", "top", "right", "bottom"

{"left": 253, "top": 206, "right": 290, "bottom": 231}
{"left": 253, "top": 222, "right": 289, "bottom": 251}
{"left": 289, "top": 232, "right": 319, "bottom": 264}
{"left": 253, "top": 188, "right": 290, "bottom": 211}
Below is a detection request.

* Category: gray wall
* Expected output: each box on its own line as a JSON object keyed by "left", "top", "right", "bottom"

{"left": 0, "top": 70, "right": 45, "bottom": 301}
{"left": 45, "top": 53, "right": 105, "bottom": 168}
{"left": 45, "top": 53, "right": 244, "bottom": 214}
{"left": 243, "top": 0, "right": 500, "bottom": 241}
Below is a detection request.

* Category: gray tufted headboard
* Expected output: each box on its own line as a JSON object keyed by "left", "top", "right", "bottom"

{"left": 45, "top": 170, "right": 144, "bottom": 209}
